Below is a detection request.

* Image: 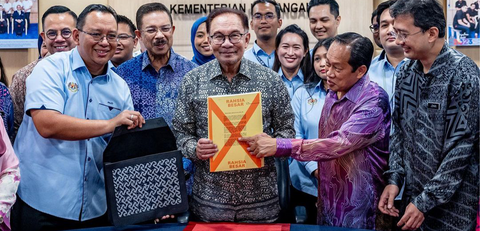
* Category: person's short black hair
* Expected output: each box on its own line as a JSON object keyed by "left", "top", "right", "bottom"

{"left": 117, "top": 15, "right": 136, "bottom": 36}
{"left": 376, "top": 0, "right": 397, "bottom": 25}
{"left": 307, "top": 0, "right": 339, "bottom": 18}
{"left": 41, "top": 5, "right": 77, "bottom": 31}
{"left": 306, "top": 38, "right": 333, "bottom": 84}
{"left": 371, "top": 8, "right": 378, "bottom": 24}
{"left": 77, "top": 4, "right": 117, "bottom": 30}
{"left": 332, "top": 32, "right": 373, "bottom": 72}
{"left": 272, "top": 24, "right": 312, "bottom": 84}
{"left": 251, "top": 0, "right": 281, "bottom": 19}
{"left": 390, "top": 0, "right": 445, "bottom": 38}
{"left": 206, "top": 8, "right": 249, "bottom": 34}
{"left": 136, "top": 3, "right": 172, "bottom": 30}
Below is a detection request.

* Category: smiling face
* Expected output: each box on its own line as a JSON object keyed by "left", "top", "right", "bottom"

{"left": 309, "top": 4, "right": 341, "bottom": 40}
{"left": 209, "top": 13, "right": 250, "bottom": 68}
{"left": 137, "top": 11, "right": 175, "bottom": 59}
{"left": 379, "top": 8, "right": 402, "bottom": 53}
{"left": 325, "top": 42, "right": 365, "bottom": 99}
{"left": 393, "top": 14, "right": 428, "bottom": 60}
{"left": 250, "top": 2, "right": 282, "bottom": 42}
{"left": 313, "top": 45, "right": 328, "bottom": 80}
{"left": 74, "top": 11, "right": 117, "bottom": 74}
{"left": 111, "top": 22, "right": 137, "bottom": 66}
{"left": 194, "top": 22, "right": 213, "bottom": 56}
{"left": 41, "top": 13, "right": 77, "bottom": 54}
{"left": 276, "top": 32, "right": 306, "bottom": 74}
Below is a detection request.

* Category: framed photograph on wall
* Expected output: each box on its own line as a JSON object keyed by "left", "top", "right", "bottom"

{"left": 0, "top": 0, "right": 39, "bottom": 49}
{"left": 447, "top": 0, "right": 480, "bottom": 46}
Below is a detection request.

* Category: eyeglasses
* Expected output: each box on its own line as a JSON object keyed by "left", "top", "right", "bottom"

{"left": 253, "top": 13, "right": 276, "bottom": 22}
{"left": 78, "top": 29, "right": 117, "bottom": 42}
{"left": 209, "top": 32, "right": 248, "bottom": 45}
{"left": 46, "top": 29, "right": 72, "bottom": 40}
{"left": 142, "top": 25, "right": 173, "bottom": 35}
{"left": 117, "top": 33, "right": 135, "bottom": 41}
{"left": 369, "top": 24, "right": 379, "bottom": 33}
{"left": 393, "top": 30, "right": 423, "bottom": 42}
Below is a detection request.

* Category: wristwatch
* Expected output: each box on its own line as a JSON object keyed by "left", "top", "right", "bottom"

{"left": 0, "top": 215, "right": 3, "bottom": 224}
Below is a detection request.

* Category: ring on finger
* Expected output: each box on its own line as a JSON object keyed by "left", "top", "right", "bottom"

{"left": 130, "top": 114, "right": 134, "bottom": 120}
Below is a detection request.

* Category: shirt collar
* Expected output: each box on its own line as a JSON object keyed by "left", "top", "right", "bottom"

{"left": 209, "top": 58, "right": 254, "bottom": 81}
{"left": 278, "top": 68, "right": 304, "bottom": 82}
{"left": 141, "top": 49, "right": 178, "bottom": 72}
{"left": 71, "top": 47, "right": 112, "bottom": 81}
{"left": 314, "top": 80, "right": 328, "bottom": 94}
{"left": 253, "top": 41, "right": 273, "bottom": 56}
{"left": 412, "top": 41, "right": 449, "bottom": 76}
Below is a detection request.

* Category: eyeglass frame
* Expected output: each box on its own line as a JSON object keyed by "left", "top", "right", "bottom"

{"left": 369, "top": 24, "right": 379, "bottom": 33}
{"left": 141, "top": 25, "right": 173, "bottom": 36}
{"left": 116, "top": 33, "right": 135, "bottom": 41}
{"left": 78, "top": 29, "right": 118, "bottom": 43}
{"left": 209, "top": 31, "right": 249, "bottom": 45}
{"left": 252, "top": 12, "right": 277, "bottom": 22}
{"left": 392, "top": 30, "right": 423, "bottom": 42}
{"left": 45, "top": 28, "right": 73, "bottom": 40}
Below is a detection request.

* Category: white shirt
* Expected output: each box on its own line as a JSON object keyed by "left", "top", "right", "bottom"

{"left": 22, "top": 0, "right": 32, "bottom": 12}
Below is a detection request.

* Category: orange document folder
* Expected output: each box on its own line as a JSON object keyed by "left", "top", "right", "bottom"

{"left": 208, "top": 92, "right": 264, "bottom": 172}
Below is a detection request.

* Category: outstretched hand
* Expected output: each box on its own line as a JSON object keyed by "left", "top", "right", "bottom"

{"left": 239, "top": 133, "right": 276, "bottom": 158}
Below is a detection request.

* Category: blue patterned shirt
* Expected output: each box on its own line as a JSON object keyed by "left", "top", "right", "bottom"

{"left": 115, "top": 50, "right": 197, "bottom": 195}
{"left": 0, "top": 83, "right": 13, "bottom": 142}
{"left": 115, "top": 50, "right": 197, "bottom": 126}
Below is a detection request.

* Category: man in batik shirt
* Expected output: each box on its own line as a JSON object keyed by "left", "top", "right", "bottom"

{"left": 242, "top": 32, "right": 391, "bottom": 230}
{"left": 378, "top": 0, "right": 479, "bottom": 230}
{"left": 173, "top": 8, "right": 294, "bottom": 222}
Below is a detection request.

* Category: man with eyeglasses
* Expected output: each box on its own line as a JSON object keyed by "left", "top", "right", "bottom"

{"left": 368, "top": 0, "right": 407, "bottom": 109}
{"left": 243, "top": 0, "right": 282, "bottom": 69}
{"left": 11, "top": 4, "right": 144, "bottom": 230}
{"left": 110, "top": 15, "right": 138, "bottom": 67}
{"left": 378, "top": 0, "right": 479, "bottom": 230}
{"left": 370, "top": 8, "right": 382, "bottom": 48}
{"left": 173, "top": 7, "right": 294, "bottom": 222}
{"left": 114, "top": 2, "right": 197, "bottom": 202}
{"left": 115, "top": 2, "right": 196, "bottom": 127}
{"left": 10, "top": 5, "right": 77, "bottom": 140}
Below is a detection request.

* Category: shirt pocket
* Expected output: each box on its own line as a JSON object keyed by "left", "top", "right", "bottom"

{"left": 97, "top": 102, "right": 121, "bottom": 119}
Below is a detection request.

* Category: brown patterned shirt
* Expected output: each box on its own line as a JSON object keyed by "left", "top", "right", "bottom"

{"left": 9, "top": 58, "right": 41, "bottom": 140}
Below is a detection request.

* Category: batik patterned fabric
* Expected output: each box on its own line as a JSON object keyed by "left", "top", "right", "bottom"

{"left": 173, "top": 58, "right": 295, "bottom": 222}
{"left": 115, "top": 50, "right": 197, "bottom": 127}
{"left": 0, "top": 83, "right": 13, "bottom": 143}
{"left": 9, "top": 59, "right": 40, "bottom": 140}
{"left": 386, "top": 43, "right": 479, "bottom": 231}
{"left": 115, "top": 50, "right": 197, "bottom": 195}
{"left": 276, "top": 75, "right": 391, "bottom": 229}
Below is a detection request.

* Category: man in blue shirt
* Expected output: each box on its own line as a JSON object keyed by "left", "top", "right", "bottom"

{"left": 115, "top": 2, "right": 197, "bottom": 126}
{"left": 368, "top": 0, "right": 407, "bottom": 109}
{"left": 11, "top": 4, "right": 145, "bottom": 231}
{"left": 114, "top": 2, "right": 197, "bottom": 196}
{"left": 243, "top": 0, "right": 282, "bottom": 69}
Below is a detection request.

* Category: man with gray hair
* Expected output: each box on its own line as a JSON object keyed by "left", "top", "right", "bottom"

{"left": 173, "top": 7, "right": 294, "bottom": 222}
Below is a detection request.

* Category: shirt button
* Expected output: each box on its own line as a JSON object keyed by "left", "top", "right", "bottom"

{"left": 87, "top": 157, "right": 91, "bottom": 161}
{"left": 84, "top": 177, "right": 87, "bottom": 181}
{"left": 89, "top": 99, "right": 92, "bottom": 102}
